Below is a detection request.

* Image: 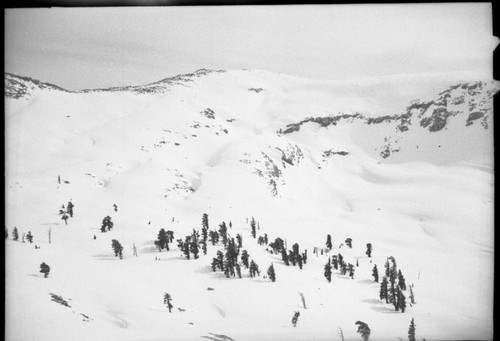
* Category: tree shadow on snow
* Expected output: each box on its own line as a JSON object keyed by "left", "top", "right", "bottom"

{"left": 358, "top": 279, "right": 378, "bottom": 285}
{"left": 92, "top": 254, "right": 117, "bottom": 260}
{"left": 370, "top": 305, "right": 399, "bottom": 314}
{"left": 362, "top": 298, "right": 383, "bottom": 304}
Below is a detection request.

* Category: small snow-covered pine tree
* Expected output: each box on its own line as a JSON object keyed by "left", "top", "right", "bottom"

{"left": 355, "top": 321, "right": 371, "bottom": 341}
{"left": 267, "top": 263, "right": 276, "bottom": 282}
{"left": 408, "top": 318, "right": 416, "bottom": 341}
{"left": 12, "top": 227, "right": 19, "bottom": 241}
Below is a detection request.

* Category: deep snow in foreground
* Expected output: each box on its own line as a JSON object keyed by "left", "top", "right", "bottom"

{"left": 5, "top": 69, "right": 496, "bottom": 341}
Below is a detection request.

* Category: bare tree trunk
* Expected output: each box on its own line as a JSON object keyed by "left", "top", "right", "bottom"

{"left": 298, "top": 292, "right": 306, "bottom": 309}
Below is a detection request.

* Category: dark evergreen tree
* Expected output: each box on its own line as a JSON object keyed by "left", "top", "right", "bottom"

{"left": 340, "top": 262, "right": 347, "bottom": 275}
{"left": 202, "top": 213, "right": 209, "bottom": 230}
{"left": 269, "top": 237, "right": 284, "bottom": 253}
{"left": 190, "top": 237, "right": 199, "bottom": 259}
{"left": 356, "top": 258, "right": 359, "bottom": 267}
{"left": 26, "top": 231, "right": 33, "bottom": 243}
{"left": 347, "top": 263, "right": 355, "bottom": 279}
{"left": 326, "top": 234, "right": 332, "bottom": 250}
{"left": 101, "top": 216, "right": 114, "bottom": 232}
{"left": 288, "top": 250, "right": 296, "bottom": 266}
{"left": 281, "top": 248, "right": 289, "bottom": 266}
{"left": 163, "top": 293, "right": 173, "bottom": 313}
{"left": 216, "top": 250, "right": 224, "bottom": 271}
{"left": 235, "top": 263, "right": 242, "bottom": 278}
{"left": 302, "top": 250, "right": 307, "bottom": 264}
{"left": 209, "top": 230, "right": 219, "bottom": 245}
{"left": 218, "top": 222, "right": 228, "bottom": 247}
{"left": 390, "top": 281, "right": 398, "bottom": 310}
{"left": 249, "top": 260, "right": 260, "bottom": 277}
{"left": 236, "top": 234, "right": 242, "bottom": 248}
{"left": 292, "top": 243, "right": 300, "bottom": 260}
{"left": 211, "top": 258, "right": 218, "bottom": 272}
{"left": 267, "top": 263, "right": 276, "bottom": 282}
{"left": 58, "top": 175, "right": 61, "bottom": 184}
{"left": 345, "top": 238, "right": 352, "bottom": 248}
{"left": 398, "top": 270, "right": 407, "bottom": 290}
{"left": 372, "top": 265, "right": 379, "bottom": 282}
{"left": 113, "top": 203, "right": 117, "bottom": 212}
{"left": 366, "top": 243, "right": 372, "bottom": 257}
{"left": 40, "top": 262, "right": 50, "bottom": 278}
{"left": 155, "top": 228, "right": 169, "bottom": 251}
{"left": 182, "top": 236, "right": 191, "bottom": 259}
{"left": 61, "top": 213, "right": 69, "bottom": 225}
{"left": 291, "top": 311, "right": 300, "bottom": 327}
{"left": 67, "top": 201, "right": 74, "bottom": 217}
{"left": 241, "top": 250, "right": 250, "bottom": 268}
{"left": 297, "top": 254, "right": 303, "bottom": 269}
{"left": 408, "top": 318, "right": 416, "bottom": 341}
{"left": 166, "top": 230, "right": 175, "bottom": 243}
{"left": 264, "top": 233, "right": 268, "bottom": 245}
{"left": 250, "top": 217, "right": 256, "bottom": 239}
{"left": 324, "top": 259, "right": 332, "bottom": 283}
{"left": 111, "top": 239, "right": 124, "bottom": 259}
{"left": 12, "top": 226, "right": 19, "bottom": 241}
{"left": 201, "top": 226, "right": 208, "bottom": 245}
{"left": 379, "top": 276, "right": 389, "bottom": 303}
{"left": 201, "top": 240, "right": 207, "bottom": 255}
{"left": 355, "top": 321, "right": 371, "bottom": 341}
{"left": 338, "top": 254, "right": 344, "bottom": 267}
{"left": 397, "top": 286, "right": 407, "bottom": 312}
{"left": 331, "top": 255, "right": 338, "bottom": 270}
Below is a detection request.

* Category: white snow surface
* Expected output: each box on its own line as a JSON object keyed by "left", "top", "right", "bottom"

{"left": 4, "top": 69, "right": 496, "bottom": 341}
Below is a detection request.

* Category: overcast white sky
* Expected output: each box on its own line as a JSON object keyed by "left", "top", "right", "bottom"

{"left": 4, "top": 4, "right": 498, "bottom": 91}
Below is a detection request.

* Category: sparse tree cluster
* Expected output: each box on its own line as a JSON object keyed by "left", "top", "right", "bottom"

{"left": 379, "top": 256, "right": 408, "bottom": 312}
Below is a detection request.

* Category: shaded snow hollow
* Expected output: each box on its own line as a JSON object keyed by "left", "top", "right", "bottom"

{"left": 5, "top": 69, "right": 496, "bottom": 341}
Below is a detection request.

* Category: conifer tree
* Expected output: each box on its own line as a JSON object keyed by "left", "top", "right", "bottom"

{"left": 236, "top": 234, "right": 242, "bottom": 248}
{"left": 397, "top": 286, "right": 407, "bottom": 312}
{"left": 22, "top": 232, "right": 26, "bottom": 243}
{"left": 202, "top": 213, "right": 209, "bottom": 230}
{"left": 111, "top": 239, "right": 124, "bottom": 259}
{"left": 366, "top": 243, "right": 372, "bottom": 257}
{"left": 297, "top": 254, "right": 303, "bottom": 269}
{"left": 372, "top": 265, "right": 379, "bottom": 282}
{"left": 61, "top": 213, "right": 69, "bottom": 225}
{"left": 201, "top": 240, "right": 207, "bottom": 255}
{"left": 269, "top": 237, "right": 284, "bottom": 253}
{"left": 281, "top": 248, "right": 289, "bottom": 266}
{"left": 40, "top": 262, "right": 50, "bottom": 278}
{"left": 166, "top": 230, "right": 174, "bottom": 243}
{"left": 267, "top": 263, "right": 276, "bottom": 282}
{"left": 326, "top": 234, "right": 332, "bottom": 250}
{"left": 235, "top": 263, "right": 242, "bottom": 278}
{"left": 302, "top": 250, "right": 307, "bottom": 264}
{"left": 338, "top": 254, "right": 344, "bottom": 267}
{"left": 209, "top": 230, "right": 219, "bottom": 245}
{"left": 211, "top": 258, "right": 218, "bottom": 272}
{"left": 12, "top": 226, "right": 19, "bottom": 241}
{"left": 379, "top": 276, "right": 389, "bottom": 303}
{"left": 26, "top": 231, "right": 33, "bottom": 243}
{"left": 250, "top": 217, "right": 256, "bottom": 239}
{"left": 218, "top": 222, "right": 228, "bottom": 247}
{"left": 331, "top": 255, "right": 338, "bottom": 270}
{"left": 345, "top": 238, "right": 352, "bottom": 248}
{"left": 390, "top": 282, "right": 398, "bottom": 310}
{"left": 264, "top": 233, "right": 268, "bottom": 245}
{"left": 408, "top": 318, "right": 416, "bottom": 341}
{"left": 67, "top": 201, "right": 74, "bottom": 217}
{"left": 101, "top": 216, "right": 114, "bottom": 232}
{"left": 163, "top": 293, "right": 173, "bottom": 313}
{"left": 216, "top": 250, "right": 224, "bottom": 271}
{"left": 182, "top": 236, "right": 191, "bottom": 259}
{"left": 398, "top": 270, "right": 407, "bottom": 290}
{"left": 155, "top": 228, "right": 169, "bottom": 251}
{"left": 324, "top": 259, "right": 332, "bottom": 283}
{"left": 249, "top": 260, "right": 260, "bottom": 277}
{"left": 347, "top": 263, "right": 355, "bottom": 279}
{"left": 355, "top": 321, "right": 371, "bottom": 341}
{"left": 288, "top": 250, "right": 296, "bottom": 266}
{"left": 356, "top": 258, "right": 359, "bottom": 267}
{"left": 291, "top": 311, "right": 300, "bottom": 327}
{"left": 190, "top": 237, "right": 199, "bottom": 259}
{"left": 241, "top": 250, "right": 250, "bottom": 268}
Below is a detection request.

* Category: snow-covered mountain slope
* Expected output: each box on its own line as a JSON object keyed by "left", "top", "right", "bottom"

{"left": 4, "top": 69, "right": 497, "bottom": 341}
